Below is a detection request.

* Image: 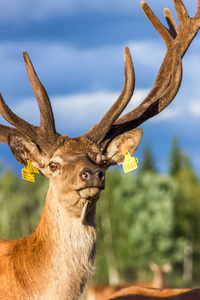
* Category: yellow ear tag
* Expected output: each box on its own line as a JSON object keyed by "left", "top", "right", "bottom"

{"left": 122, "top": 150, "right": 138, "bottom": 173}
{"left": 22, "top": 160, "right": 39, "bottom": 182}
{"left": 22, "top": 168, "right": 35, "bottom": 182}
{"left": 26, "top": 160, "right": 39, "bottom": 174}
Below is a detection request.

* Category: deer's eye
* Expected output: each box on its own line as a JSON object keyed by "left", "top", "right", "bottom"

{"left": 100, "top": 160, "right": 108, "bottom": 167}
{"left": 49, "top": 162, "right": 60, "bottom": 172}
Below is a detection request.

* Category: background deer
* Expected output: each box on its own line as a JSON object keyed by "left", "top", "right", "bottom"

{"left": 85, "top": 262, "right": 172, "bottom": 300}
{"left": 0, "top": 0, "right": 199, "bottom": 299}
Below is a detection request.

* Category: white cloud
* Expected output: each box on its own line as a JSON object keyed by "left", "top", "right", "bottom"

{"left": 149, "top": 107, "right": 182, "bottom": 124}
{"left": 0, "top": 0, "right": 143, "bottom": 24}
{"left": 148, "top": 95, "right": 200, "bottom": 124}
{"left": 129, "top": 40, "right": 165, "bottom": 69}
{"left": 0, "top": 38, "right": 168, "bottom": 89}
{"left": 188, "top": 101, "right": 200, "bottom": 117}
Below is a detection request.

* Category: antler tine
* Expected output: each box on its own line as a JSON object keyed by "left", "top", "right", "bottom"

{"left": 0, "top": 124, "right": 20, "bottom": 144}
{"left": 197, "top": 0, "right": 200, "bottom": 14}
{"left": 0, "top": 52, "right": 62, "bottom": 153}
{"left": 86, "top": 47, "right": 135, "bottom": 144}
{"left": 173, "top": 0, "right": 200, "bottom": 56}
{"left": 173, "top": 0, "right": 189, "bottom": 32}
{"left": 194, "top": 0, "right": 200, "bottom": 31}
{"left": 23, "top": 51, "right": 58, "bottom": 141}
{"left": 0, "top": 93, "right": 37, "bottom": 141}
{"left": 0, "top": 93, "right": 54, "bottom": 148}
{"left": 164, "top": 8, "right": 178, "bottom": 39}
{"left": 141, "top": 1, "right": 174, "bottom": 48}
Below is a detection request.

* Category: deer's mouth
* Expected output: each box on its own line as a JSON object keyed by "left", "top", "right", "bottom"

{"left": 78, "top": 187, "right": 101, "bottom": 200}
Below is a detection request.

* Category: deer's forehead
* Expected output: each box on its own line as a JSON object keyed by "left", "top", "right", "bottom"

{"left": 53, "top": 136, "right": 101, "bottom": 159}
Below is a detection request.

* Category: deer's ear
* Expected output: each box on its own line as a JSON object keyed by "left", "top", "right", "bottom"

{"left": 8, "top": 134, "right": 46, "bottom": 169}
{"left": 105, "top": 128, "right": 143, "bottom": 166}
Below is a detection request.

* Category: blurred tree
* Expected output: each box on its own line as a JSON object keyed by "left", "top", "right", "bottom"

{"left": 173, "top": 164, "right": 200, "bottom": 286}
{"left": 0, "top": 167, "right": 48, "bottom": 239}
{"left": 139, "top": 141, "right": 157, "bottom": 173}
{"left": 169, "top": 136, "right": 191, "bottom": 176}
{"left": 93, "top": 170, "right": 186, "bottom": 287}
{"left": 94, "top": 169, "right": 122, "bottom": 285}
{"left": 165, "top": 136, "right": 200, "bottom": 286}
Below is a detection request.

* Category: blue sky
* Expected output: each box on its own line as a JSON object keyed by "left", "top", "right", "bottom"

{"left": 0, "top": 0, "right": 200, "bottom": 176}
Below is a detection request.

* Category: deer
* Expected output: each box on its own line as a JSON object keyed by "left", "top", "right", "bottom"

{"left": 0, "top": 0, "right": 199, "bottom": 299}
{"left": 85, "top": 262, "right": 172, "bottom": 300}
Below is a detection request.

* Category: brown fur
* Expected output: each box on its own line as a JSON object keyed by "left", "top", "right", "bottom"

{"left": 0, "top": 186, "right": 97, "bottom": 299}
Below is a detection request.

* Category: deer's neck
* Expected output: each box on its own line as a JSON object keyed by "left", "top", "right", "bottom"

{"left": 9, "top": 186, "right": 97, "bottom": 299}
{"left": 152, "top": 268, "right": 164, "bottom": 289}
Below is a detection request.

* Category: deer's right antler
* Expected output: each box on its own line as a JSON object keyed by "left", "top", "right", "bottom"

{"left": 86, "top": 0, "right": 200, "bottom": 149}
{"left": 0, "top": 52, "right": 61, "bottom": 156}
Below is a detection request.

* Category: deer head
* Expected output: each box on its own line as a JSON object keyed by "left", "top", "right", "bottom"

{"left": 0, "top": 49, "right": 143, "bottom": 223}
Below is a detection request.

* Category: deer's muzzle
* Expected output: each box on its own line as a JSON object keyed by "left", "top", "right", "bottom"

{"left": 74, "top": 166, "right": 105, "bottom": 200}
{"left": 80, "top": 168, "right": 105, "bottom": 188}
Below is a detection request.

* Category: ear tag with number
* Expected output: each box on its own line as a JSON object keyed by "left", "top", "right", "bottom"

{"left": 122, "top": 150, "right": 138, "bottom": 173}
{"left": 22, "top": 160, "right": 39, "bottom": 182}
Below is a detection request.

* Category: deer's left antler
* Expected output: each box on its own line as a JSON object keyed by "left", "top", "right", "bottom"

{"left": 86, "top": 0, "right": 200, "bottom": 149}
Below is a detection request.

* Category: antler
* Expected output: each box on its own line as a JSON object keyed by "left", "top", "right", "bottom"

{"left": 0, "top": 52, "right": 61, "bottom": 155}
{"left": 86, "top": 0, "right": 200, "bottom": 148}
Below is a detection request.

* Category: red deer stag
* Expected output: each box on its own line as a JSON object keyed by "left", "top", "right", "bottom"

{"left": 0, "top": 0, "right": 199, "bottom": 299}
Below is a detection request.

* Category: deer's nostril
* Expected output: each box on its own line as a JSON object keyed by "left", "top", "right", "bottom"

{"left": 98, "top": 170, "right": 104, "bottom": 181}
{"left": 80, "top": 170, "right": 90, "bottom": 181}
{"left": 80, "top": 168, "right": 105, "bottom": 183}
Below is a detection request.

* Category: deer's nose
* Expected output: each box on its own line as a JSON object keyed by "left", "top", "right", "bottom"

{"left": 80, "top": 168, "right": 105, "bottom": 185}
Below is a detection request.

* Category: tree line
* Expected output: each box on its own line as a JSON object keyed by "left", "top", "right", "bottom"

{"left": 0, "top": 137, "right": 200, "bottom": 288}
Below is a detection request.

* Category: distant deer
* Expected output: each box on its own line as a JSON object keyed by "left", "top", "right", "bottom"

{"left": 0, "top": 0, "right": 199, "bottom": 299}
{"left": 85, "top": 262, "right": 172, "bottom": 300}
